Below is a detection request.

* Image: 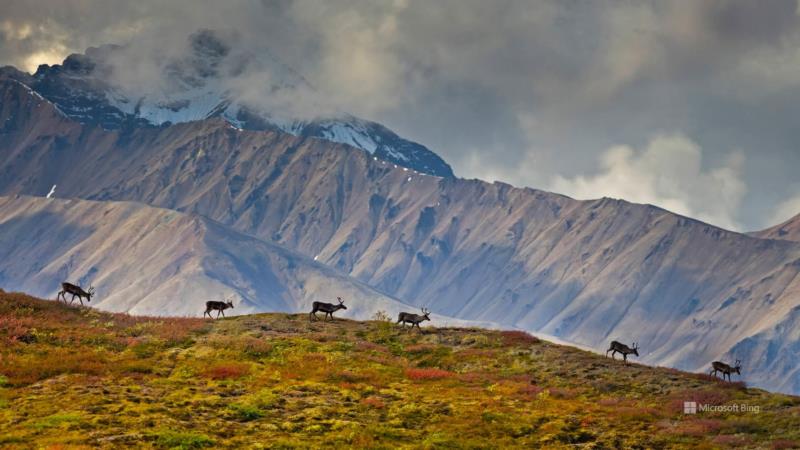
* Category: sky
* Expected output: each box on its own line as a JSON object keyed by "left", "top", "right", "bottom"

{"left": 1, "top": 0, "right": 799, "bottom": 231}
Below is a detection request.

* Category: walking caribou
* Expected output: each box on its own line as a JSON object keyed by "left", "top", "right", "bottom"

{"left": 309, "top": 297, "right": 347, "bottom": 321}
{"left": 397, "top": 307, "right": 431, "bottom": 330}
{"left": 710, "top": 360, "right": 742, "bottom": 382}
{"left": 606, "top": 341, "right": 640, "bottom": 363}
{"left": 203, "top": 298, "right": 234, "bottom": 319}
{"left": 57, "top": 282, "right": 95, "bottom": 306}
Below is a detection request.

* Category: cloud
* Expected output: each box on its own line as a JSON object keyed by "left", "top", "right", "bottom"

{"left": 769, "top": 192, "right": 800, "bottom": 226}
{"left": 551, "top": 134, "right": 747, "bottom": 231}
{"left": 1, "top": 0, "right": 800, "bottom": 229}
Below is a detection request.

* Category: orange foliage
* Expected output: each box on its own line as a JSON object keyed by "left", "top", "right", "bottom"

{"left": 203, "top": 362, "right": 250, "bottom": 380}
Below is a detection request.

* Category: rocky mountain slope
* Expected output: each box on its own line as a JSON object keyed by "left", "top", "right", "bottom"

{"left": 1, "top": 76, "right": 799, "bottom": 393}
{"left": 0, "top": 195, "right": 418, "bottom": 319}
{"left": 0, "top": 30, "right": 453, "bottom": 177}
{"left": 752, "top": 213, "right": 800, "bottom": 242}
{"left": 2, "top": 292, "right": 800, "bottom": 448}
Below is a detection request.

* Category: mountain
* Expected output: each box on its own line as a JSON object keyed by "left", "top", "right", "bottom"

{"left": 752, "top": 213, "right": 800, "bottom": 242}
{"left": 0, "top": 195, "right": 415, "bottom": 317}
{"left": 3, "top": 291, "right": 800, "bottom": 448}
{"left": 2, "top": 75, "right": 800, "bottom": 393}
{"left": 0, "top": 30, "right": 453, "bottom": 177}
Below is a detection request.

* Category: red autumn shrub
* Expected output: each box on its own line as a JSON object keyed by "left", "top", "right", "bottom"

{"left": 548, "top": 387, "right": 578, "bottom": 399}
{"left": 772, "top": 440, "right": 800, "bottom": 450}
{"left": 203, "top": 362, "right": 250, "bottom": 380}
{"left": 0, "top": 315, "right": 34, "bottom": 344}
{"left": 500, "top": 330, "right": 539, "bottom": 346}
{"left": 405, "top": 368, "right": 453, "bottom": 380}
{"left": 361, "top": 396, "right": 385, "bottom": 409}
{"left": 517, "top": 384, "right": 544, "bottom": 397}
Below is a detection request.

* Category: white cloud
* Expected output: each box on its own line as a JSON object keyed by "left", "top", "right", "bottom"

{"left": 550, "top": 134, "right": 747, "bottom": 231}
{"left": 768, "top": 192, "right": 800, "bottom": 226}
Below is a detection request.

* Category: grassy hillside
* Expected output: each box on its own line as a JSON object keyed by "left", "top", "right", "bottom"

{"left": 1, "top": 291, "right": 799, "bottom": 449}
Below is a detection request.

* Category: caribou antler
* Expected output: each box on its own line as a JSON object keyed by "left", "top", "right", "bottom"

{"left": 422, "top": 307, "right": 430, "bottom": 315}
{"left": 337, "top": 296, "right": 344, "bottom": 304}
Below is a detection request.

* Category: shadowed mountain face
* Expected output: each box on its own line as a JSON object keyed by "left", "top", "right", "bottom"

{"left": 1, "top": 78, "right": 800, "bottom": 393}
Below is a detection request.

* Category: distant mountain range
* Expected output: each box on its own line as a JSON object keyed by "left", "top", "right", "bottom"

{"left": 1, "top": 47, "right": 800, "bottom": 394}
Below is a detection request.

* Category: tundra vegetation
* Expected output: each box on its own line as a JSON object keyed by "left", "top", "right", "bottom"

{"left": 1, "top": 290, "right": 799, "bottom": 448}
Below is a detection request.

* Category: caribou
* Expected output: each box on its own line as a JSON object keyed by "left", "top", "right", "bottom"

{"left": 203, "top": 298, "right": 234, "bottom": 319}
{"left": 309, "top": 297, "right": 347, "bottom": 321}
{"left": 710, "top": 360, "right": 742, "bottom": 382}
{"left": 57, "top": 282, "right": 95, "bottom": 306}
{"left": 606, "top": 341, "right": 639, "bottom": 363}
{"left": 397, "top": 307, "right": 431, "bottom": 330}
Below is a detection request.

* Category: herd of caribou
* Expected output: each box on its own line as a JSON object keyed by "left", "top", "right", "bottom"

{"left": 55, "top": 281, "right": 744, "bottom": 382}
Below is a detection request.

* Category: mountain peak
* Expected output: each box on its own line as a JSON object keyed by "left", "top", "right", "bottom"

{"left": 4, "top": 35, "right": 454, "bottom": 177}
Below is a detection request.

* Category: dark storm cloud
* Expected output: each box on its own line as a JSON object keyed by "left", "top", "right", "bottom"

{"left": 1, "top": 0, "right": 799, "bottom": 229}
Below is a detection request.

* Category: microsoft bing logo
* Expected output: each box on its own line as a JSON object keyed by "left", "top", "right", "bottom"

{"left": 684, "top": 401, "right": 697, "bottom": 414}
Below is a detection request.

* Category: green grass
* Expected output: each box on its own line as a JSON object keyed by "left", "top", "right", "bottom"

{"left": 1, "top": 290, "right": 799, "bottom": 448}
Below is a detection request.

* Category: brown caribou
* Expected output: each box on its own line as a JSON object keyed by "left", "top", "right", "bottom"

{"left": 397, "top": 307, "right": 431, "bottom": 330}
{"left": 710, "top": 360, "right": 741, "bottom": 382}
{"left": 56, "top": 282, "right": 95, "bottom": 306}
{"left": 203, "top": 298, "right": 234, "bottom": 319}
{"left": 606, "top": 341, "right": 639, "bottom": 363}
{"left": 309, "top": 297, "right": 347, "bottom": 321}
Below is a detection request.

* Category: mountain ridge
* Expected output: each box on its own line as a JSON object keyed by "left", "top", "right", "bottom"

{"left": 752, "top": 213, "right": 800, "bottom": 242}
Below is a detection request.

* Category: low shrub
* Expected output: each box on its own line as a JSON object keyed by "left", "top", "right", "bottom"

{"left": 361, "top": 396, "right": 385, "bottom": 409}
{"left": 548, "top": 387, "right": 579, "bottom": 399}
{"left": 228, "top": 402, "right": 264, "bottom": 421}
{"left": 153, "top": 430, "right": 214, "bottom": 449}
{"left": 712, "top": 435, "right": 753, "bottom": 447}
{"left": 517, "top": 384, "right": 544, "bottom": 397}
{"left": 772, "top": 440, "right": 800, "bottom": 450}
{"left": 500, "top": 330, "right": 539, "bottom": 346}
{"left": 405, "top": 368, "right": 453, "bottom": 380}
{"left": 203, "top": 362, "right": 250, "bottom": 380}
